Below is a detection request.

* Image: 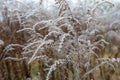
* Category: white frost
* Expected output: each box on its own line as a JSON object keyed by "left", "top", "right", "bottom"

{"left": 0, "top": 40, "right": 4, "bottom": 46}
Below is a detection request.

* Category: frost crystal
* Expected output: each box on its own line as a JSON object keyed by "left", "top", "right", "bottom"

{"left": 0, "top": 40, "right": 4, "bottom": 46}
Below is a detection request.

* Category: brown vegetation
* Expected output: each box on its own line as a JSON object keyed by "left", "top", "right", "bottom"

{"left": 0, "top": 0, "right": 120, "bottom": 80}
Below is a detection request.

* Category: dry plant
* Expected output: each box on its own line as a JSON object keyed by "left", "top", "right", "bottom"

{"left": 0, "top": 0, "right": 120, "bottom": 80}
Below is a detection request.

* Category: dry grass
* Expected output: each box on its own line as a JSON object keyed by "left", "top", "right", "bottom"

{"left": 0, "top": 0, "right": 120, "bottom": 80}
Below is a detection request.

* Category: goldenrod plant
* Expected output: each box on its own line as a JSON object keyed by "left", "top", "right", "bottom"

{"left": 0, "top": 0, "right": 120, "bottom": 80}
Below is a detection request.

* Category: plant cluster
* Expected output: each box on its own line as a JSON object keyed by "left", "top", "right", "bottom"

{"left": 0, "top": 0, "right": 120, "bottom": 80}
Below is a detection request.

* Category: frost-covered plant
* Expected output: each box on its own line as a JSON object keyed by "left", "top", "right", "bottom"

{"left": 19, "top": 0, "right": 120, "bottom": 80}
{"left": 0, "top": 0, "right": 120, "bottom": 80}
